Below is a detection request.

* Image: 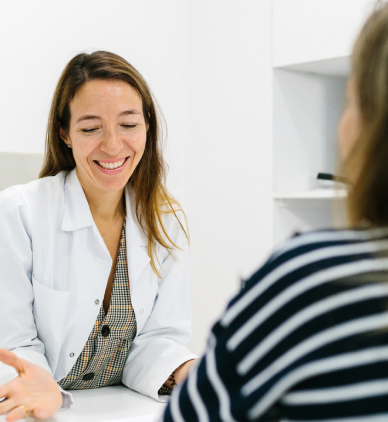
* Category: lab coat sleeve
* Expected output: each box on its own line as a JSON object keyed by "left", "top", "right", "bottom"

{"left": 121, "top": 212, "right": 198, "bottom": 401}
{"left": 0, "top": 187, "right": 52, "bottom": 375}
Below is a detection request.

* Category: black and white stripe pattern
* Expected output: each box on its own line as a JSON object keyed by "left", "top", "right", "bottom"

{"left": 162, "top": 228, "right": 388, "bottom": 421}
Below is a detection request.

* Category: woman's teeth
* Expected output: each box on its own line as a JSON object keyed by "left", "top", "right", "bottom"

{"left": 97, "top": 159, "right": 126, "bottom": 170}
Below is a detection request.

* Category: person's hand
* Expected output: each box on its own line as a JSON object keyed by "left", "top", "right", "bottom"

{"left": 0, "top": 349, "right": 62, "bottom": 421}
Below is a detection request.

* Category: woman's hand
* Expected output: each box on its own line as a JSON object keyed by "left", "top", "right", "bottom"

{"left": 0, "top": 349, "right": 62, "bottom": 421}
{"left": 164, "top": 359, "right": 197, "bottom": 389}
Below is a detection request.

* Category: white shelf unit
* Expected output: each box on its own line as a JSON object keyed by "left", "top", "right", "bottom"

{"left": 272, "top": 0, "right": 375, "bottom": 243}
{"left": 274, "top": 56, "right": 350, "bottom": 78}
{"left": 272, "top": 67, "right": 348, "bottom": 242}
{"left": 273, "top": 189, "right": 347, "bottom": 200}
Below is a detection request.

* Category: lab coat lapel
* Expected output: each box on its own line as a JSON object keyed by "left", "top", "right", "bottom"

{"left": 61, "top": 169, "right": 94, "bottom": 232}
{"left": 124, "top": 186, "right": 151, "bottom": 289}
{"left": 60, "top": 170, "right": 150, "bottom": 288}
{"left": 59, "top": 169, "right": 110, "bottom": 294}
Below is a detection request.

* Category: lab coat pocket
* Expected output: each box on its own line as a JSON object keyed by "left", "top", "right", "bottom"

{"left": 32, "top": 275, "right": 70, "bottom": 372}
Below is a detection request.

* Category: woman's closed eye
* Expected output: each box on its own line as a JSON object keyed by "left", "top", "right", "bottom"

{"left": 79, "top": 124, "right": 137, "bottom": 134}
{"left": 121, "top": 124, "right": 137, "bottom": 129}
{"left": 81, "top": 127, "right": 100, "bottom": 134}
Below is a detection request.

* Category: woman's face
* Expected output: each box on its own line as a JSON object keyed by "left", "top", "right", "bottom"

{"left": 60, "top": 79, "right": 147, "bottom": 193}
{"left": 338, "top": 79, "right": 361, "bottom": 159}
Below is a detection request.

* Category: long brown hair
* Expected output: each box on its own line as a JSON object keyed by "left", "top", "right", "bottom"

{"left": 344, "top": 4, "right": 388, "bottom": 226}
{"left": 40, "top": 51, "right": 188, "bottom": 275}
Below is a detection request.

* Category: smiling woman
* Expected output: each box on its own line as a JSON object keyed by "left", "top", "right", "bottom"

{"left": 41, "top": 51, "right": 183, "bottom": 276}
{"left": 60, "top": 80, "right": 147, "bottom": 195}
{"left": 0, "top": 51, "right": 197, "bottom": 421}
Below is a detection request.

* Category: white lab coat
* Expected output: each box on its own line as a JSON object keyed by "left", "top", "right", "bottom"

{"left": 0, "top": 169, "right": 196, "bottom": 408}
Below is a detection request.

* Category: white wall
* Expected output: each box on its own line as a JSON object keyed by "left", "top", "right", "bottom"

{"left": 273, "top": 0, "right": 375, "bottom": 67}
{"left": 0, "top": 0, "right": 274, "bottom": 355}
{"left": 0, "top": 0, "right": 187, "bottom": 198}
{"left": 186, "top": 0, "right": 273, "bottom": 354}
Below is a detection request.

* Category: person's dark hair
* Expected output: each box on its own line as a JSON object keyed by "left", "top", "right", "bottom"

{"left": 40, "top": 51, "right": 187, "bottom": 275}
{"left": 345, "top": 4, "right": 388, "bottom": 226}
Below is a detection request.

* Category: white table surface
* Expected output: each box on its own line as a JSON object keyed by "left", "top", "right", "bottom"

{"left": 0, "top": 386, "right": 167, "bottom": 422}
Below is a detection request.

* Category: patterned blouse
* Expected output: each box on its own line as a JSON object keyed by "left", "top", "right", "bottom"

{"left": 59, "top": 219, "right": 138, "bottom": 390}
{"left": 58, "top": 219, "right": 172, "bottom": 395}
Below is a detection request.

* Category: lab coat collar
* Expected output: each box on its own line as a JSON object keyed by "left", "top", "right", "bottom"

{"left": 61, "top": 169, "right": 94, "bottom": 232}
{"left": 61, "top": 169, "right": 151, "bottom": 285}
{"left": 124, "top": 186, "right": 151, "bottom": 286}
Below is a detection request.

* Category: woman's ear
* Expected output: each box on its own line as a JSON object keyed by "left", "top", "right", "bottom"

{"left": 59, "top": 124, "right": 71, "bottom": 148}
{"left": 147, "top": 113, "right": 150, "bottom": 132}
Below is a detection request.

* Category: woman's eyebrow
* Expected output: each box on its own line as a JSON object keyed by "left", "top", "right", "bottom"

{"left": 76, "top": 115, "right": 100, "bottom": 123}
{"left": 76, "top": 110, "right": 142, "bottom": 124}
{"left": 119, "top": 109, "right": 142, "bottom": 117}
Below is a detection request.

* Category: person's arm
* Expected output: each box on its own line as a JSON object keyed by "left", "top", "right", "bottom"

{"left": 0, "top": 188, "right": 65, "bottom": 420}
{"left": 121, "top": 211, "right": 198, "bottom": 400}
{"left": 0, "top": 188, "right": 46, "bottom": 366}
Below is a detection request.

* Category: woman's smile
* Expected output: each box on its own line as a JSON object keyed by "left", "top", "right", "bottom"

{"left": 93, "top": 156, "right": 130, "bottom": 174}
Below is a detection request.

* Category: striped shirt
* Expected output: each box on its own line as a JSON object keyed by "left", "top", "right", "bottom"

{"left": 162, "top": 227, "right": 388, "bottom": 421}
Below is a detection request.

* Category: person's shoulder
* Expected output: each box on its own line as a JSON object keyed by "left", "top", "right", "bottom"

{"left": 266, "top": 227, "right": 380, "bottom": 267}
{"left": 0, "top": 172, "right": 66, "bottom": 207}
{"left": 12, "top": 172, "right": 65, "bottom": 196}
{"left": 161, "top": 206, "right": 187, "bottom": 232}
{"left": 224, "top": 227, "right": 384, "bottom": 326}
{"left": 158, "top": 207, "right": 188, "bottom": 257}
{"left": 239, "top": 227, "right": 383, "bottom": 294}
{"left": 0, "top": 172, "right": 67, "bottom": 225}
{"left": 155, "top": 192, "right": 188, "bottom": 235}
{"left": 0, "top": 185, "right": 27, "bottom": 214}
{"left": 154, "top": 200, "right": 189, "bottom": 264}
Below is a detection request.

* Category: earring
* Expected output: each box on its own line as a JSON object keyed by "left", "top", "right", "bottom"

{"left": 67, "top": 144, "right": 71, "bottom": 148}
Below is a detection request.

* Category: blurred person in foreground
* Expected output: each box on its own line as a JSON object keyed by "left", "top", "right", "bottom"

{"left": 161, "top": 4, "right": 388, "bottom": 421}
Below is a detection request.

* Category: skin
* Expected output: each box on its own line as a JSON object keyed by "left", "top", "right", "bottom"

{"left": 338, "top": 79, "right": 361, "bottom": 159}
{"left": 0, "top": 79, "right": 195, "bottom": 420}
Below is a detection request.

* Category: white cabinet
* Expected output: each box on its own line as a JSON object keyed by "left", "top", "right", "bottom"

{"left": 272, "top": 0, "right": 375, "bottom": 242}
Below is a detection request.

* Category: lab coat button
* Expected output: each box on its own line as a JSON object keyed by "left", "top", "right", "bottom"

{"left": 101, "top": 325, "right": 110, "bottom": 337}
{"left": 83, "top": 373, "right": 94, "bottom": 381}
{"left": 69, "top": 353, "right": 75, "bottom": 358}
{"left": 95, "top": 299, "right": 100, "bottom": 305}
{"left": 140, "top": 309, "right": 144, "bottom": 314}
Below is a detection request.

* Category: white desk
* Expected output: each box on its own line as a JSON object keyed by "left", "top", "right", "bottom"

{"left": 0, "top": 386, "right": 167, "bottom": 422}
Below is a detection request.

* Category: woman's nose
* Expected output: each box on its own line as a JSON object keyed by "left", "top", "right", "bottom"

{"left": 100, "top": 129, "right": 123, "bottom": 155}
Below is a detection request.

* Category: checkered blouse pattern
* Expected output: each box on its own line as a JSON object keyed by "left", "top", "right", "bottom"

{"left": 58, "top": 219, "right": 137, "bottom": 390}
